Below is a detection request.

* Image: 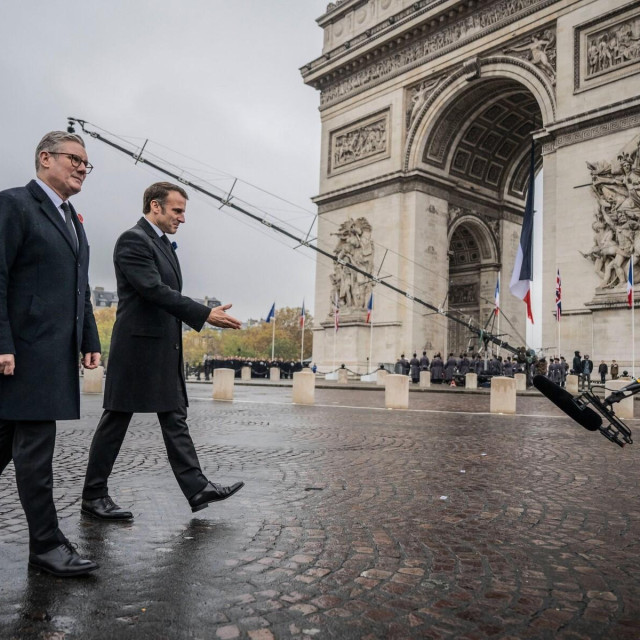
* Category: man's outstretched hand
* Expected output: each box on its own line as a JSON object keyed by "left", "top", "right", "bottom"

{"left": 207, "top": 304, "right": 241, "bottom": 330}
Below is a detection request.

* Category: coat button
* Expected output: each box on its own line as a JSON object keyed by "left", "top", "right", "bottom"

{"left": 175, "top": 344, "right": 179, "bottom": 350}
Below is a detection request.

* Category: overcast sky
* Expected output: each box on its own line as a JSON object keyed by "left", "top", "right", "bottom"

{"left": 0, "top": 1, "right": 328, "bottom": 321}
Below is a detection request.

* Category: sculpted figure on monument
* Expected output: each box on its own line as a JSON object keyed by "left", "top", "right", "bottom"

{"left": 585, "top": 137, "right": 640, "bottom": 288}
{"left": 406, "top": 77, "right": 441, "bottom": 129}
{"left": 586, "top": 18, "right": 640, "bottom": 78}
{"left": 330, "top": 217, "right": 374, "bottom": 312}
{"left": 504, "top": 29, "right": 556, "bottom": 84}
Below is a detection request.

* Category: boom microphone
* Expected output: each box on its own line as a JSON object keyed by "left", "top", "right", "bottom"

{"left": 533, "top": 375, "right": 601, "bottom": 431}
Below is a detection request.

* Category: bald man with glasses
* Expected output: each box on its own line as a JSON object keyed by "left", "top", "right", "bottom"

{"left": 0, "top": 131, "right": 101, "bottom": 577}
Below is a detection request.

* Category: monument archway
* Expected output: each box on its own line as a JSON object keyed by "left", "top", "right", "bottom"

{"left": 302, "top": 0, "right": 640, "bottom": 372}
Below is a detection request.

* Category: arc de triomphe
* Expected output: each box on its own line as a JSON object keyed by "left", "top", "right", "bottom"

{"left": 301, "top": 0, "right": 640, "bottom": 371}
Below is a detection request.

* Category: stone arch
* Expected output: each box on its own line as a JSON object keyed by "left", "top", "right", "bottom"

{"left": 447, "top": 213, "right": 499, "bottom": 265}
{"left": 404, "top": 57, "right": 555, "bottom": 178}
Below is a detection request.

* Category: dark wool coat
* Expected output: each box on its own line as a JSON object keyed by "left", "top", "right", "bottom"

{"left": 0, "top": 180, "right": 100, "bottom": 420}
{"left": 103, "top": 218, "right": 210, "bottom": 413}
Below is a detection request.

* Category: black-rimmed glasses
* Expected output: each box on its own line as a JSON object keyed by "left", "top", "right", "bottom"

{"left": 48, "top": 152, "right": 94, "bottom": 174}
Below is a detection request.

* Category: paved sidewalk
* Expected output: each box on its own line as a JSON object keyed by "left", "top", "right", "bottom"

{"left": 1, "top": 385, "right": 639, "bottom": 639}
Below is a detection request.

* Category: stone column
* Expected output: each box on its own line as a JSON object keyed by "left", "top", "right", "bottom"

{"left": 385, "top": 374, "right": 409, "bottom": 409}
{"left": 213, "top": 368, "right": 235, "bottom": 401}
{"left": 82, "top": 365, "right": 104, "bottom": 394}
{"left": 607, "top": 379, "right": 634, "bottom": 419}
{"left": 514, "top": 373, "right": 527, "bottom": 391}
{"left": 419, "top": 370, "right": 431, "bottom": 388}
{"left": 566, "top": 374, "right": 579, "bottom": 395}
{"left": 292, "top": 370, "right": 315, "bottom": 405}
{"left": 270, "top": 367, "right": 280, "bottom": 381}
{"left": 241, "top": 366, "right": 251, "bottom": 381}
{"left": 465, "top": 372, "right": 477, "bottom": 390}
{"left": 490, "top": 376, "right": 516, "bottom": 414}
{"left": 338, "top": 368, "right": 348, "bottom": 384}
{"left": 376, "top": 369, "right": 388, "bottom": 386}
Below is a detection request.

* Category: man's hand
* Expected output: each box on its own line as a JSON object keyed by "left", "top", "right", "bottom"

{"left": 83, "top": 352, "right": 101, "bottom": 369}
{"left": 206, "top": 304, "right": 241, "bottom": 330}
{"left": 0, "top": 354, "right": 15, "bottom": 376}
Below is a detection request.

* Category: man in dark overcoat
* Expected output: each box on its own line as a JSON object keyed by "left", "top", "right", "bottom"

{"left": 82, "top": 182, "right": 244, "bottom": 521}
{"left": 0, "top": 131, "right": 101, "bottom": 577}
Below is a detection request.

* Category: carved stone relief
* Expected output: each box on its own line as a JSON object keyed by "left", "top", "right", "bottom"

{"left": 503, "top": 28, "right": 557, "bottom": 85}
{"left": 319, "top": 0, "right": 555, "bottom": 108}
{"left": 575, "top": 3, "right": 640, "bottom": 91}
{"left": 449, "top": 283, "right": 479, "bottom": 305}
{"left": 405, "top": 76, "right": 443, "bottom": 131}
{"left": 330, "top": 217, "right": 375, "bottom": 313}
{"left": 330, "top": 110, "right": 390, "bottom": 174}
{"left": 584, "top": 135, "right": 640, "bottom": 289}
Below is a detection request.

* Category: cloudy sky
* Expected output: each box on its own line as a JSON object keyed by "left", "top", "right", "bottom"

{"left": 0, "top": 1, "right": 328, "bottom": 321}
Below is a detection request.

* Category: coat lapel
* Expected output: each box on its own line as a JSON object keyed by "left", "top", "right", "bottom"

{"left": 137, "top": 218, "right": 182, "bottom": 289}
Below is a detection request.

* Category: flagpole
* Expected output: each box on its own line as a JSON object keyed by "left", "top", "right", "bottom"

{"left": 300, "top": 322, "right": 304, "bottom": 365}
{"left": 368, "top": 314, "right": 374, "bottom": 374}
{"left": 333, "top": 328, "right": 337, "bottom": 372}
{"left": 633, "top": 254, "right": 635, "bottom": 378}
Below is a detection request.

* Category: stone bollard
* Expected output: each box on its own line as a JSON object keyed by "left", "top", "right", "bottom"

{"left": 490, "top": 376, "right": 516, "bottom": 414}
{"left": 292, "top": 370, "right": 315, "bottom": 405}
{"left": 376, "top": 369, "right": 388, "bottom": 386}
{"left": 514, "top": 373, "right": 527, "bottom": 391}
{"left": 82, "top": 365, "right": 104, "bottom": 394}
{"left": 608, "top": 379, "right": 635, "bottom": 419}
{"left": 213, "top": 368, "right": 235, "bottom": 401}
{"left": 241, "top": 366, "right": 251, "bottom": 381}
{"left": 385, "top": 374, "right": 409, "bottom": 409}
{"left": 465, "top": 372, "right": 477, "bottom": 390}
{"left": 338, "top": 368, "right": 349, "bottom": 384}
{"left": 566, "top": 374, "right": 579, "bottom": 394}
{"left": 419, "top": 370, "right": 431, "bottom": 388}
{"left": 269, "top": 367, "right": 280, "bottom": 381}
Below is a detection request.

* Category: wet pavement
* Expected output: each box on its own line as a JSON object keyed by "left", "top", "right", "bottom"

{"left": 1, "top": 383, "right": 640, "bottom": 639}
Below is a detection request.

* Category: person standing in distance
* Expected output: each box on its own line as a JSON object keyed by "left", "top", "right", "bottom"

{"left": 0, "top": 131, "right": 101, "bottom": 577}
{"left": 82, "top": 182, "right": 244, "bottom": 521}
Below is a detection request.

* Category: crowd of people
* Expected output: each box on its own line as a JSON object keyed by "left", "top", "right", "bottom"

{"left": 186, "top": 355, "right": 304, "bottom": 380}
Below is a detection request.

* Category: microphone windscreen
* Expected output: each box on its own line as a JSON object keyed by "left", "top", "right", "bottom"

{"left": 533, "top": 375, "right": 602, "bottom": 431}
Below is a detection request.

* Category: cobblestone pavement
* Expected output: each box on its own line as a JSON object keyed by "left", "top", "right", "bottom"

{"left": 1, "top": 384, "right": 640, "bottom": 639}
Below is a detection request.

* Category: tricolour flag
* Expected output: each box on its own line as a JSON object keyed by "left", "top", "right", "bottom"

{"left": 366, "top": 292, "right": 373, "bottom": 323}
{"left": 334, "top": 292, "right": 340, "bottom": 332}
{"left": 300, "top": 300, "right": 306, "bottom": 328}
{"left": 265, "top": 302, "right": 275, "bottom": 323}
{"left": 627, "top": 261, "right": 634, "bottom": 308}
{"left": 555, "top": 269, "right": 562, "bottom": 321}
{"left": 494, "top": 274, "right": 500, "bottom": 316}
{"left": 509, "top": 141, "right": 535, "bottom": 323}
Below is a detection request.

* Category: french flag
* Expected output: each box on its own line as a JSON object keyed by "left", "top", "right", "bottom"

{"left": 265, "top": 302, "right": 275, "bottom": 323}
{"left": 494, "top": 274, "right": 500, "bottom": 316}
{"left": 627, "top": 260, "right": 634, "bottom": 308}
{"left": 366, "top": 292, "right": 373, "bottom": 323}
{"left": 300, "top": 300, "right": 306, "bottom": 328}
{"left": 509, "top": 142, "right": 535, "bottom": 324}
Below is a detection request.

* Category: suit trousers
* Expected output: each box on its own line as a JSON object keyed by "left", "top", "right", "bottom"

{"left": 82, "top": 405, "right": 207, "bottom": 501}
{"left": 0, "top": 420, "right": 67, "bottom": 554}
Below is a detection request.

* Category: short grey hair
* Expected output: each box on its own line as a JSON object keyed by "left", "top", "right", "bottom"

{"left": 35, "top": 131, "right": 86, "bottom": 171}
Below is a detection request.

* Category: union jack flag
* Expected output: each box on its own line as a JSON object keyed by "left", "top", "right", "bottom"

{"left": 555, "top": 269, "right": 562, "bottom": 321}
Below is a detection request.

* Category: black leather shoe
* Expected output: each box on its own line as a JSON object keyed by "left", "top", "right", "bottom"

{"left": 81, "top": 496, "right": 133, "bottom": 520}
{"left": 29, "top": 542, "right": 98, "bottom": 577}
{"left": 189, "top": 481, "right": 244, "bottom": 513}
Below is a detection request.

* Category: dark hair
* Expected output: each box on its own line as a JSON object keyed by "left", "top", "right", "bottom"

{"left": 143, "top": 182, "right": 188, "bottom": 213}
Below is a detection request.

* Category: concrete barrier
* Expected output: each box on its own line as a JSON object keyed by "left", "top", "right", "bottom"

{"left": 385, "top": 374, "right": 409, "bottom": 409}
{"left": 269, "top": 367, "right": 280, "bottom": 381}
{"left": 292, "top": 370, "right": 315, "bottom": 405}
{"left": 490, "top": 376, "right": 516, "bottom": 414}
{"left": 608, "top": 379, "right": 634, "bottom": 419}
{"left": 82, "top": 365, "right": 104, "bottom": 394}
{"left": 338, "top": 368, "right": 348, "bottom": 384}
{"left": 376, "top": 369, "right": 388, "bottom": 386}
{"left": 241, "top": 366, "right": 251, "bottom": 381}
{"left": 566, "top": 374, "right": 579, "bottom": 394}
{"left": 514, "top": 373, "right": 527, "bottom": 391}
{"left": 465, "top": 372, "right": 477, "bottom": 390}
{"left": 419, "top": 370, "right": 431, "bottom": 388}
{"left": 213, "top": 368, "right": 235, "bottom": 401}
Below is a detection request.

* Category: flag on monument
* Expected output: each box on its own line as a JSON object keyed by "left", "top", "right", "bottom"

{"left": 265, "top": 302, "right": 275, "bottom": 323}
{"left": 300, "top": 300, "right": 306, "bottom": 328}
{"left": 366, "top": 292, "right": 373, "bottom": 323}
{"left": 494, "top": 274, "right": 500, "bottom": 316}
{"left": 555, "top": 269, "right": 562, "bottom": 321}
{"left": 334, "top": 293, "right": 340, "bottom": 332}
{"left": 627, "top": 261, "right": 634, "bottom": 308}
{"left": 509, "top": 142, "right": 535, "bottom": 323}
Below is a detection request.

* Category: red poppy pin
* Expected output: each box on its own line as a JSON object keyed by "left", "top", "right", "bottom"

{"left": 77, "top": 213, "right": 84, "bottom": 224}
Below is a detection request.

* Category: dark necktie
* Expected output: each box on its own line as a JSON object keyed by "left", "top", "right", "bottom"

{"left": 160, "top": 235, "right": 177, "bottom": 264}
{"left": 60, "top": 202, "right": 78, "bottom": 252}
